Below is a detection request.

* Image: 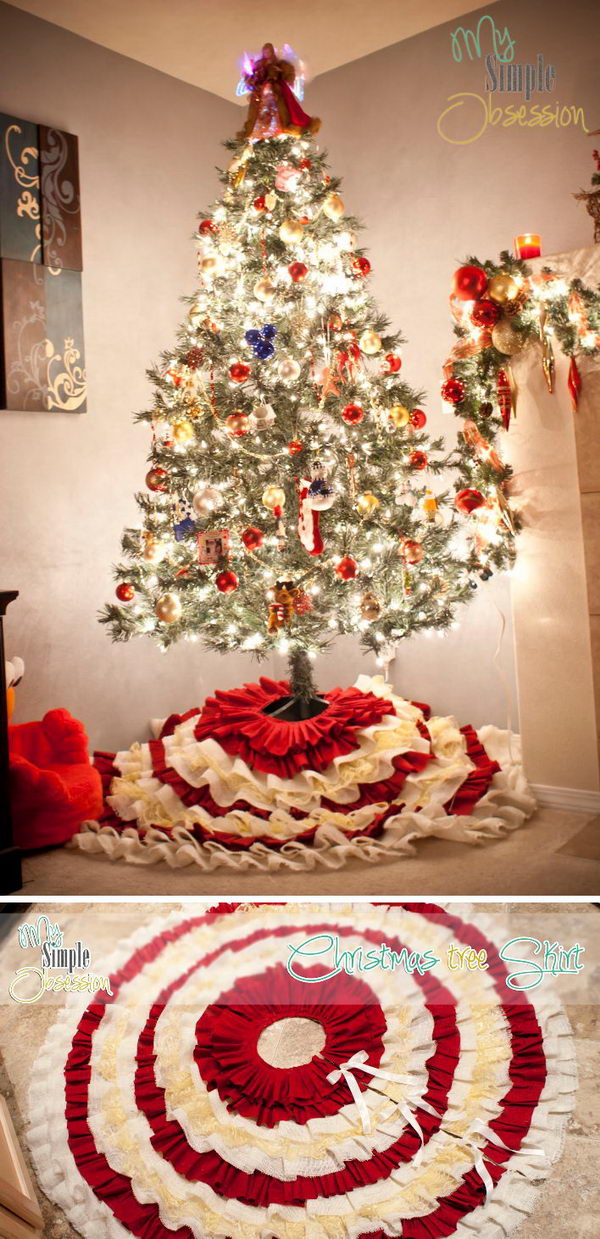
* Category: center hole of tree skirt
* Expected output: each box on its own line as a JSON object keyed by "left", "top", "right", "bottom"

{"left": 257, "top": 1017, "right": 326, "bottom": 1068}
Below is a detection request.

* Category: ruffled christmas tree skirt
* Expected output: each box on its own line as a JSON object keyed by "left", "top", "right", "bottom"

{"left": 26, "top": 903, "right": 576, "bottom": 1239}
{"left": 72, "top": 675, "right": 536, "bottom": 872}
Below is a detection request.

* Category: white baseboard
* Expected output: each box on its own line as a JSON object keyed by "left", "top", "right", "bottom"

{"left": 531, "top": 783, "right": 600, "bottom": 815}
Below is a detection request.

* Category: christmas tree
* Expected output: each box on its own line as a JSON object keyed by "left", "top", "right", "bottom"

{"left": 102, "top": 43, "right": 490, "bottom": 716}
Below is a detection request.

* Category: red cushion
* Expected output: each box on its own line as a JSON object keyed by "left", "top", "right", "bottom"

{"left": 9, "top": 711, "right": 103, "bottom": 848}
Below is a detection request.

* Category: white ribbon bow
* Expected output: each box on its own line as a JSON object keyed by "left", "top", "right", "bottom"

{"left": 326, "top": 1052, "right": 545, "bottom": 1195}
{"left": 325, "top": 1051, "right": 440, "bottom": 1162}
{"left": 457, "top": 1120, "right": 546, "bottom": 1205}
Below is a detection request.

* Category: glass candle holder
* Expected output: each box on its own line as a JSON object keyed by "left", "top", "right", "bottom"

{"left": 514, "top": 233, "right": 542, "bottom": 259}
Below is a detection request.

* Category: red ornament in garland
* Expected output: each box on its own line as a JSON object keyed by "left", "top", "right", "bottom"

{"left": 216, "top": 570, "right": 239, "bottom": 593}
{"left": 410, "top": 450, "right": 428, "bottom": 470}
{"left": 497, "top": 369, "right": 513, "bottom": 430}
{"left": 441, "top": 377, "right": 465, "bottom": 404}
{"left": 455, "top": 488, "right": 485, "bottom": 514}
{"left": 145, "top": 466, "right": 168, "bottom": 492}
{"left": 288, "top": 439, "right": 304, "bottom": 455}
{"left": 288, "top": 261, "right": 308, "bottom": 283}
{"left": 335, "top": 555, "right": 358, "bottom": 580}
{"left": 116, "top": 583, "right": 135, "bottom": 602}
{"left": 299, "top": 158, "right": 312, "bottom": 170}
{"left": 230, "top": 362, "right": 251, "bottom": 383}
{"left": 384, "top": 353, "right": 402, "bottom": 372}
{"left": 328, "top": 313, "right": 343, "bottom": 332}
{"left": 452, "top": 264, "right": 488, "bottom": 301}
{"left": 253, "top": 195, "right": 267, "bottom": 211}
{"left": 241, "top": 526, "right": 264, "bottom": 551}
{"left": 471, "top": 299, "right": 501, "bottom": 328}
{"left": 199, "top": 219, "right": 217, "bottom": 235}
{"left": 341, "top": 403, "right": 365, "bottom": 425}
{"left": 410, "top": 409, "right": 427, "bottom": 428}
{"left": 568, "top": 356, "right": 582, "bottom": 411}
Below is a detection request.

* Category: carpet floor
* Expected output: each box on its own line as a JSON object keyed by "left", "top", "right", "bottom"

{"left": 12, "top": 807, "right": 600, "bottom": 896}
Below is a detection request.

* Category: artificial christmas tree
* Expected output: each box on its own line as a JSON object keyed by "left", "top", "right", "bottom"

{"left": 81, "top": 50, "right": 536, "bottom": 871}
{"left": 101, "top": 46, "right": 504, "bottom": 718}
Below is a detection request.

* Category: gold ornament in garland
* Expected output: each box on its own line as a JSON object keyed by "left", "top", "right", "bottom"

{"left": 491, "top": 320, "right": 525, "bottom": 355}
{"left": 487, "top": 273, "right": 521, "bottom": 304}
{"left": 172, "top": 419, "right": 195, "bottom": 443}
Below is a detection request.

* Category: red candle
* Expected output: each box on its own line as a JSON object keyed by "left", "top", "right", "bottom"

{"left": 514, "top": 233, "right": 542, "bottom": 259}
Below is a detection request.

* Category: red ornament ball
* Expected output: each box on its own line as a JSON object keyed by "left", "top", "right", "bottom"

{"left": 471, "top": 299, "right": 501, "bottom": 328}
{"left": 253, "top": 195, "right": 267, "bottom": 211}
{"left": 452, "top": 264, "right": 488, "bottom": 301}
{"left": 241, "top": 526, "right": 264, "bottom": 551}
{"left": 384, "top": 353, "right": 402, "bottom": 372}
{"left": 225, "top": 412, "right": 251, "bottom": 437}
{"left": 288, "top": 261, "right": 308, "bottom": 283}
{"left": 230, "top": 362, "right": 251, "bottom": 383}
{"left": 410, "top": 450, "right": 429, "bottom": 470}
{"left": 341, "top": 402, "right": 365, "bottom": 425}
{"left": 455, "top": 488, "right": 485, "bottom": 514}
{"left": 328, "top": 313, "right": 343, "bottom": 332}
{"left": 199, "top": 219, "right": 217, "bottom": 235}
{"left": 288, "top": 439, "right": 304, "bottom": 455}
{"left": 145, "top": 466, "right": 168, "bottom": 492}
{"left": 216, "top": 570, "right": 239, "bottom": 593}
{"left": 116, "top": 583, "right": 135, "bottom": 602}
{"left": 335, "top": 556, "right": 358, "bottom": 580}
{"left": 184, "top": 346, "right": 204, "bottom": 369}
{"left": 410, "top": 409, "right": 427, "bottom": 429}
{"left": 352, "top": 255, "right": 371, "bottom": 276}
{"left": 299, "top": 158, "right": 312, "bottom": 170}
{"left": 403, "top": 540, "right": 424, "bottom": 565}
{"left": 441, "top": 377, "right": 465, "bottom": 404}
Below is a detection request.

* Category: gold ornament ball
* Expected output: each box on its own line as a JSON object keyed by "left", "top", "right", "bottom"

{"left": 359, "top": 329, "right": 382, "bottom": 355}
{"left": 360, "top": 591, "right": 382, "bottom": 621}
{"left": 490, "top": 320, "right": 525, "bottom": 355}
{"left": 172, "top": 419, "right": 195, "bottom": 443}
{"left": 225, "top": 411, "right": 251, "bottom": 437}
{"left": 322, "top": 192, "right": 345, "bottom": 220}
{"left": 487, "top": 273, "right": 521, "bottom": 304}
{"left": 155, "top": 592, "right": 182, "bottom": 623}
{"left": 356, "top": 491, "right": 380, "bottom": 517}
{"left": 200, "top": 255, "right": 221, "bottom": 275}
{"left": 254, "top": 276, "right": 276, "bottom": 302}
{"left": 388, "top": 404, "right": 411, "bottom": 428}
{"left": 262, "top": 485, "right": 286, "bottom": 511}
{"left": 279, "top": 218, "right": 304, "bottom": 244}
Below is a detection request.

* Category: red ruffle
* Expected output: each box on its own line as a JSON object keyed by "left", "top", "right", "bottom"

{"left": 193, "top": 677, "right": 397, "bottom": 778}
{"left": 443, "top": 725, "right": 501, "bottom": 816}
{"left": 193, "top": 963, "right": 387, "bottom": 1125}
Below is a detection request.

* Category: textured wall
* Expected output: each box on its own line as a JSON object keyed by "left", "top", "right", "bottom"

{"left": 1, "top": 0, "right": 598, "bottom": 754}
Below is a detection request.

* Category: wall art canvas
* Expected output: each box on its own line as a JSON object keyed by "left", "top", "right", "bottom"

{"left": 0, "top": 112, "right": 85, "bottom": 412}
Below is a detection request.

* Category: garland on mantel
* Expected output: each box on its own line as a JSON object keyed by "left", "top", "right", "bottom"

{"left": 442, "top": 251, "right": 600, "bottom": 579}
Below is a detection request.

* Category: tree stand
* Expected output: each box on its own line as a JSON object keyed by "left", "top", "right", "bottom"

{"left": 262, "top": 648, "right": 329, "bottom": 721}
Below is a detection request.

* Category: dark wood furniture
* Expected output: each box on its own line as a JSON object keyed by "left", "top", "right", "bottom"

{"left": 0, "top": 592, "right": 21, "bottom": 893}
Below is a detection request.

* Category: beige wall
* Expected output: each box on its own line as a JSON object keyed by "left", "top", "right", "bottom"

{"left": 1, "top": 0, "right": 599, "bottom": 766}
{"left": 308, "top": 0, "right": 599, "bottom": 746}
